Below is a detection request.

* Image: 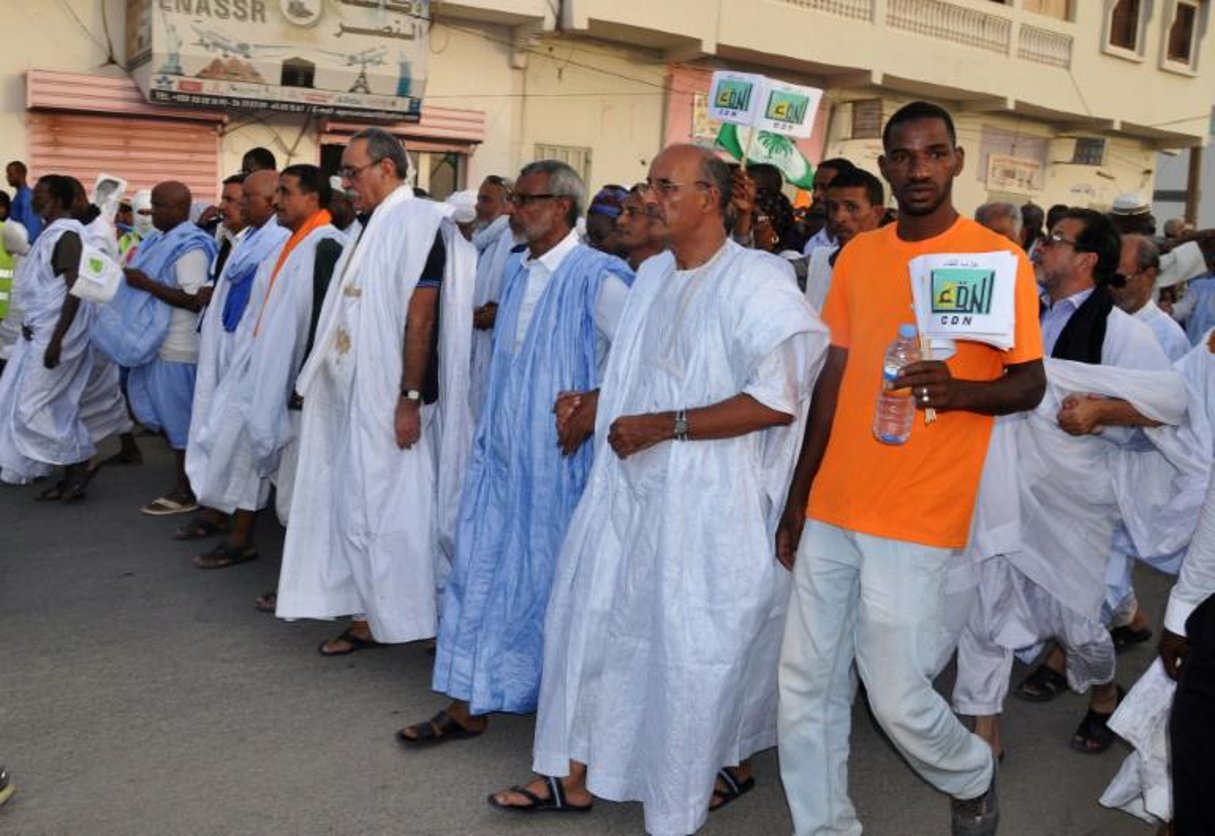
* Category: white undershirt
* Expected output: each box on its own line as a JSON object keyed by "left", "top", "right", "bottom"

{"left": 514, "top": 230, "right": 628, "bottom": 369}
{"left": 159, "top": 248, "right": 210, "bottom": 363}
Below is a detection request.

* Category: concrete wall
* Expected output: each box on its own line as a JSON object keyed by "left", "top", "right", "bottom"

{"left": 822, "top": 94, "right": 1158, "bottom": 217}
{"left": 0, "top": 3, "right": 663, "bottom": 201}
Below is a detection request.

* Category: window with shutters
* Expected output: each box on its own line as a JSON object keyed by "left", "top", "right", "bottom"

{"left": 1165, "top": 0, "right": 1202, "bottom": 68}
{"left": 534, "top": 144, "right": 593, "bottom": 187}
{"left": 1072, "top": 137, "right": 1106, "bottom": 166}
{"left": 1105, "top": 0, "right": 1146, "bottom": 55}
{"left": 850, "top": 100, "right": 883, "bottom": 140}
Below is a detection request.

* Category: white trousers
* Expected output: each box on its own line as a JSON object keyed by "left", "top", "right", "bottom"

{"left": 779, "top": 521, "right": 993, "bottom": 836}
{"left": 953, "top": 555, "right": 1116, "bottom": 716}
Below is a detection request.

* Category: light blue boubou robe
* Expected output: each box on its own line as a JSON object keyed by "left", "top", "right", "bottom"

{"left": 432, "top": 244, "right": 633, "bottom": 714}
{"left": 91, "top": 221, "right": 217, "bottom": 367}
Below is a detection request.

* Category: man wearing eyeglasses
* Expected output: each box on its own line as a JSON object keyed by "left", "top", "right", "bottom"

{"left": 405, "top": 159, "right": 632, "bottom": 751}
{"left": 489, "top": 144, "right": 826, "bottom": 836}
{"left": 955, "top": 208, "right": 1192, "bottom": 773}
{"left": 276, "top": 127, "right": 476, "bottom": 659}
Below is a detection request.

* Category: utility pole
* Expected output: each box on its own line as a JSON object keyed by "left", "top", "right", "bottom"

{"left": 1185, "top": 144, "right": 1202, "bottom": 225}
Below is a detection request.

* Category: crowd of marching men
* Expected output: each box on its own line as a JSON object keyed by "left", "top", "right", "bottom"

{"left": 2, "top": 101, "right": 1215, "bottom": 835}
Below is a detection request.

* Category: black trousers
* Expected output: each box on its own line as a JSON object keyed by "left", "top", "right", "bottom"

{"left": 1171, "top": 592, "right": 1215, "bottom": 836}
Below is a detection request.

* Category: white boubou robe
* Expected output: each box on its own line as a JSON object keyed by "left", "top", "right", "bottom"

{"left": 957, "top": 310, "right": 1207, "bottom": 701}
{"left": 187, "top": 222, "right": 346, "bottom": 517}
{"left": 468, "top": 214, "right": 516, "bottom": 419}
{"left": 531, "top": 242, "right": 828, "bottom": 836}
{"left": 1100, "top": 333, "right": 1215, "bottom": 825}
{"left": 0, "top": 218, "right": 94, "bottom": 483}
{"left": 276, "top": 186, "right": 475, "bottom": 642}
{"left": 77, "top": 216, "right": 133, "bottom": 445}
{"left": 187, "top": 222, "right": 289, "bottom": 459}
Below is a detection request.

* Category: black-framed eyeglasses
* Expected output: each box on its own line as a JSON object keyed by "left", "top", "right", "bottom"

{"left": 510, "top": 192, "right": 560, "bottom": 207}
{"left": 1042, "top": 231, "right": 1082, "bottom": 250}
{"left": 338, "top": 159, "right": 381, "bottom": 181}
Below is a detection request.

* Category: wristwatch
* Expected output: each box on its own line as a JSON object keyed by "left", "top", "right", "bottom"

{"left": 400, "top": 388, "right": 422, "bottom": 402}
{"left": 673, "top": 409, "right": 690, "bottom": 441}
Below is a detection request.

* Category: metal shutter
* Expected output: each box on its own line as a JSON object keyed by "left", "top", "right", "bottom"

{"left": 28, "top": 112, "right": 221, "bottom": 204}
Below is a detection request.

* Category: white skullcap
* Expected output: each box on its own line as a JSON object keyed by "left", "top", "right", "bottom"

{"left": 3, "top": 220, "right": 29, "bottom": 256}
{"left": 1110, "top": 193, "right": 1150, "bottom": 216}
{"left": 444, "top": 189, "right": 477, "bottom": 224}
{"left": 131, "top": 189, "right": 152, "bottom": 212}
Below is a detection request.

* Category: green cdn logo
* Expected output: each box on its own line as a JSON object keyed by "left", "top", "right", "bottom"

{"left": 87, "top": 256, "right": 105, "bottom": 273}
{"left": 931, "top": 268, "right": 994, "bottom": 325}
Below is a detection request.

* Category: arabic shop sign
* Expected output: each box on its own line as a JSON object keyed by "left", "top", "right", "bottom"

{"left": 126, "top": 0, "right": 428, "bottom": 121}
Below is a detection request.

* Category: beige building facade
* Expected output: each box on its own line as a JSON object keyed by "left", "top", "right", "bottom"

{"left": 0, "top": 0, "right": 1210, "bottom": 215}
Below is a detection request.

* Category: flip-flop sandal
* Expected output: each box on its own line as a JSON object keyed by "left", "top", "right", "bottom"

{"left": 173, "top": 517, "right": 228, "bottom": 541}
{"left": 709, "top": 767, "right": 755, "bottom": 812}
{"left": 1110, "top": 624, "right": 1153, "bottom": 651}
{"left": 36, "top": 482, "right": 67, "bottom": 502}
{"left": 141, "top": 496, "right": 200, "bottom": 516}
{"left": 317, "top": 627, "right": 387, "bottom": 656}
{"left": 487, "top": 775, "right": 592, "bottom": 814}
{"left": 1070, "top": 686, "right": 1126, "bottom": 754}
{"left": 193, "top": 542, "right": 259, "bottom": 570}
{"left": 253, "top": 591, "right": 277, "bottom": 613}
{"left": 396, "top": 709, "right": 484, "bottom": 748}
{"left": 1015, "top": 664, "right": 1068, "bottom": 702}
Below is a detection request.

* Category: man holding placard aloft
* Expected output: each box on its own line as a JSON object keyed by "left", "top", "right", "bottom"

{"left": 776, "top": 102, "right": 1045, "bottom": 836}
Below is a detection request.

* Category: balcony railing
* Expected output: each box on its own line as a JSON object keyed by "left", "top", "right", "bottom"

{"left": 886, "top": 0, "right": 1011, "bottom": 54}
{"left": 1017, "top": 23, "right": 1073, "bottom": 68}
{"left": 776, "top": 0, "right": 874, "bottom": 21}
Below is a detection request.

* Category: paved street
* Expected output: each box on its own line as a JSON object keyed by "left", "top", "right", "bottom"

{"left": 2, "top": 438, "right": 1159, "bottom": 835}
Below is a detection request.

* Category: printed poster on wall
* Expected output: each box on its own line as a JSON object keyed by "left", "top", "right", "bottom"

{"left": 127, "top": 0, "right": 428, "bottom": 121}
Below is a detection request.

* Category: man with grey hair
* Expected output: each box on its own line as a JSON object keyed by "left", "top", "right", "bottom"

{"left": 399, "top": 159, "right": 632, "bottom": 748}
{"left": 489, "top": 144, "right": 827, "bottom": 836}
{"left": 276, "top": 127, "right": 476, "bottom": 656}
{"left": 975, "top": 201, "right": 1023, "bottom": 247}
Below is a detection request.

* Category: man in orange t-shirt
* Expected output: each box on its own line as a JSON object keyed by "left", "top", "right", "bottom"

{"left": 776, "top": 102, "right": 1045, "bottom": 836}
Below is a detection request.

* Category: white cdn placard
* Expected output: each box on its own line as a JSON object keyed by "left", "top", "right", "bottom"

{"left": 708, "top": 71, "right": 823, "bottom": 139}
{"left": 756, "top": 78, "right": 823, "bottom": 139}
{"left": 707, "top": 71, "right": 767, "bottom": 126}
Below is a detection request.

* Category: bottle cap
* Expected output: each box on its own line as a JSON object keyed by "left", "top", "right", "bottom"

{"left": 898, "top": 323, "right": 918, "bottom": 340}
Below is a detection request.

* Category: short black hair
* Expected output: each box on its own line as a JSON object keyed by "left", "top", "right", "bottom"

{"left": 7, "top": 161, "right": 27, "bottom": 175}
{"left": 882, "top": 101, "right": 957, "bottom": 150}
{"left": 36, "top": 174, "right": 76, "bottom": 212}
{"left": 1046, "top": 203, "right": 1069, "bottom": 231}
{"left": 241, "top": 147, "right": 277, "bottom": 172}
{"left": 818, "top": 157, "right": 857, "bottom": 177}
{"left": 222, "top": 173, "right": 245, "bottom": 186}
{"left": 746, "top": 162, "right": 784, "bottom": 193}
{"left": 826, "top": 167, "right": 884, "bottom": 207}
{"left": 281, "top": 163, "right": 332, "bottom": 208}
{"left": 1062, "top": 207, "right": 1121, "bottom": 286}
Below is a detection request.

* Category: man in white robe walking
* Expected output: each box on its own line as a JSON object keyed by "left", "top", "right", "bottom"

{"left": 468, "top": 174, "right": 515, "bottom": 419}
{"left": 276, "top": 127, "right": 474, "bottom": 655}
{"left": 181, "top": 170, "right": 287, "bottom": 547}
{"left": 955, "top": 209, "right": 1184, "bottom": 761}
{"left": 189, "top": 165, "right": 343, "bottom": 571}
{"left": 0, "top": 175, "right": 93, "bottom": 496}
{"left": 489, "top": 144, "right": 828, "bottom": 836}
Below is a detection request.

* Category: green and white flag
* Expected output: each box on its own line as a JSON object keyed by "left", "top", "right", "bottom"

{"left": 715, "top": 123, "right": 815, "bottom": 190}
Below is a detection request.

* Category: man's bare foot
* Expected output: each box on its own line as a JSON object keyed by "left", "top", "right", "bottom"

{"left": 397, "top": 701, "right": 487, "bottom": 746}
{"left": 489, "top": 774, "right": 593, "bottom": 811}
{"left": 318, "top": 621, "right": 387, "bottom": 656}
{"left": 709, "top": 762, "right": 755, "bottom": 811}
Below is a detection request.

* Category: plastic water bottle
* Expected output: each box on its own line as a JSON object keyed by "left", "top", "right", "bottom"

{"left": 873, "top": 323, "right": 921, "bottom": 445}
